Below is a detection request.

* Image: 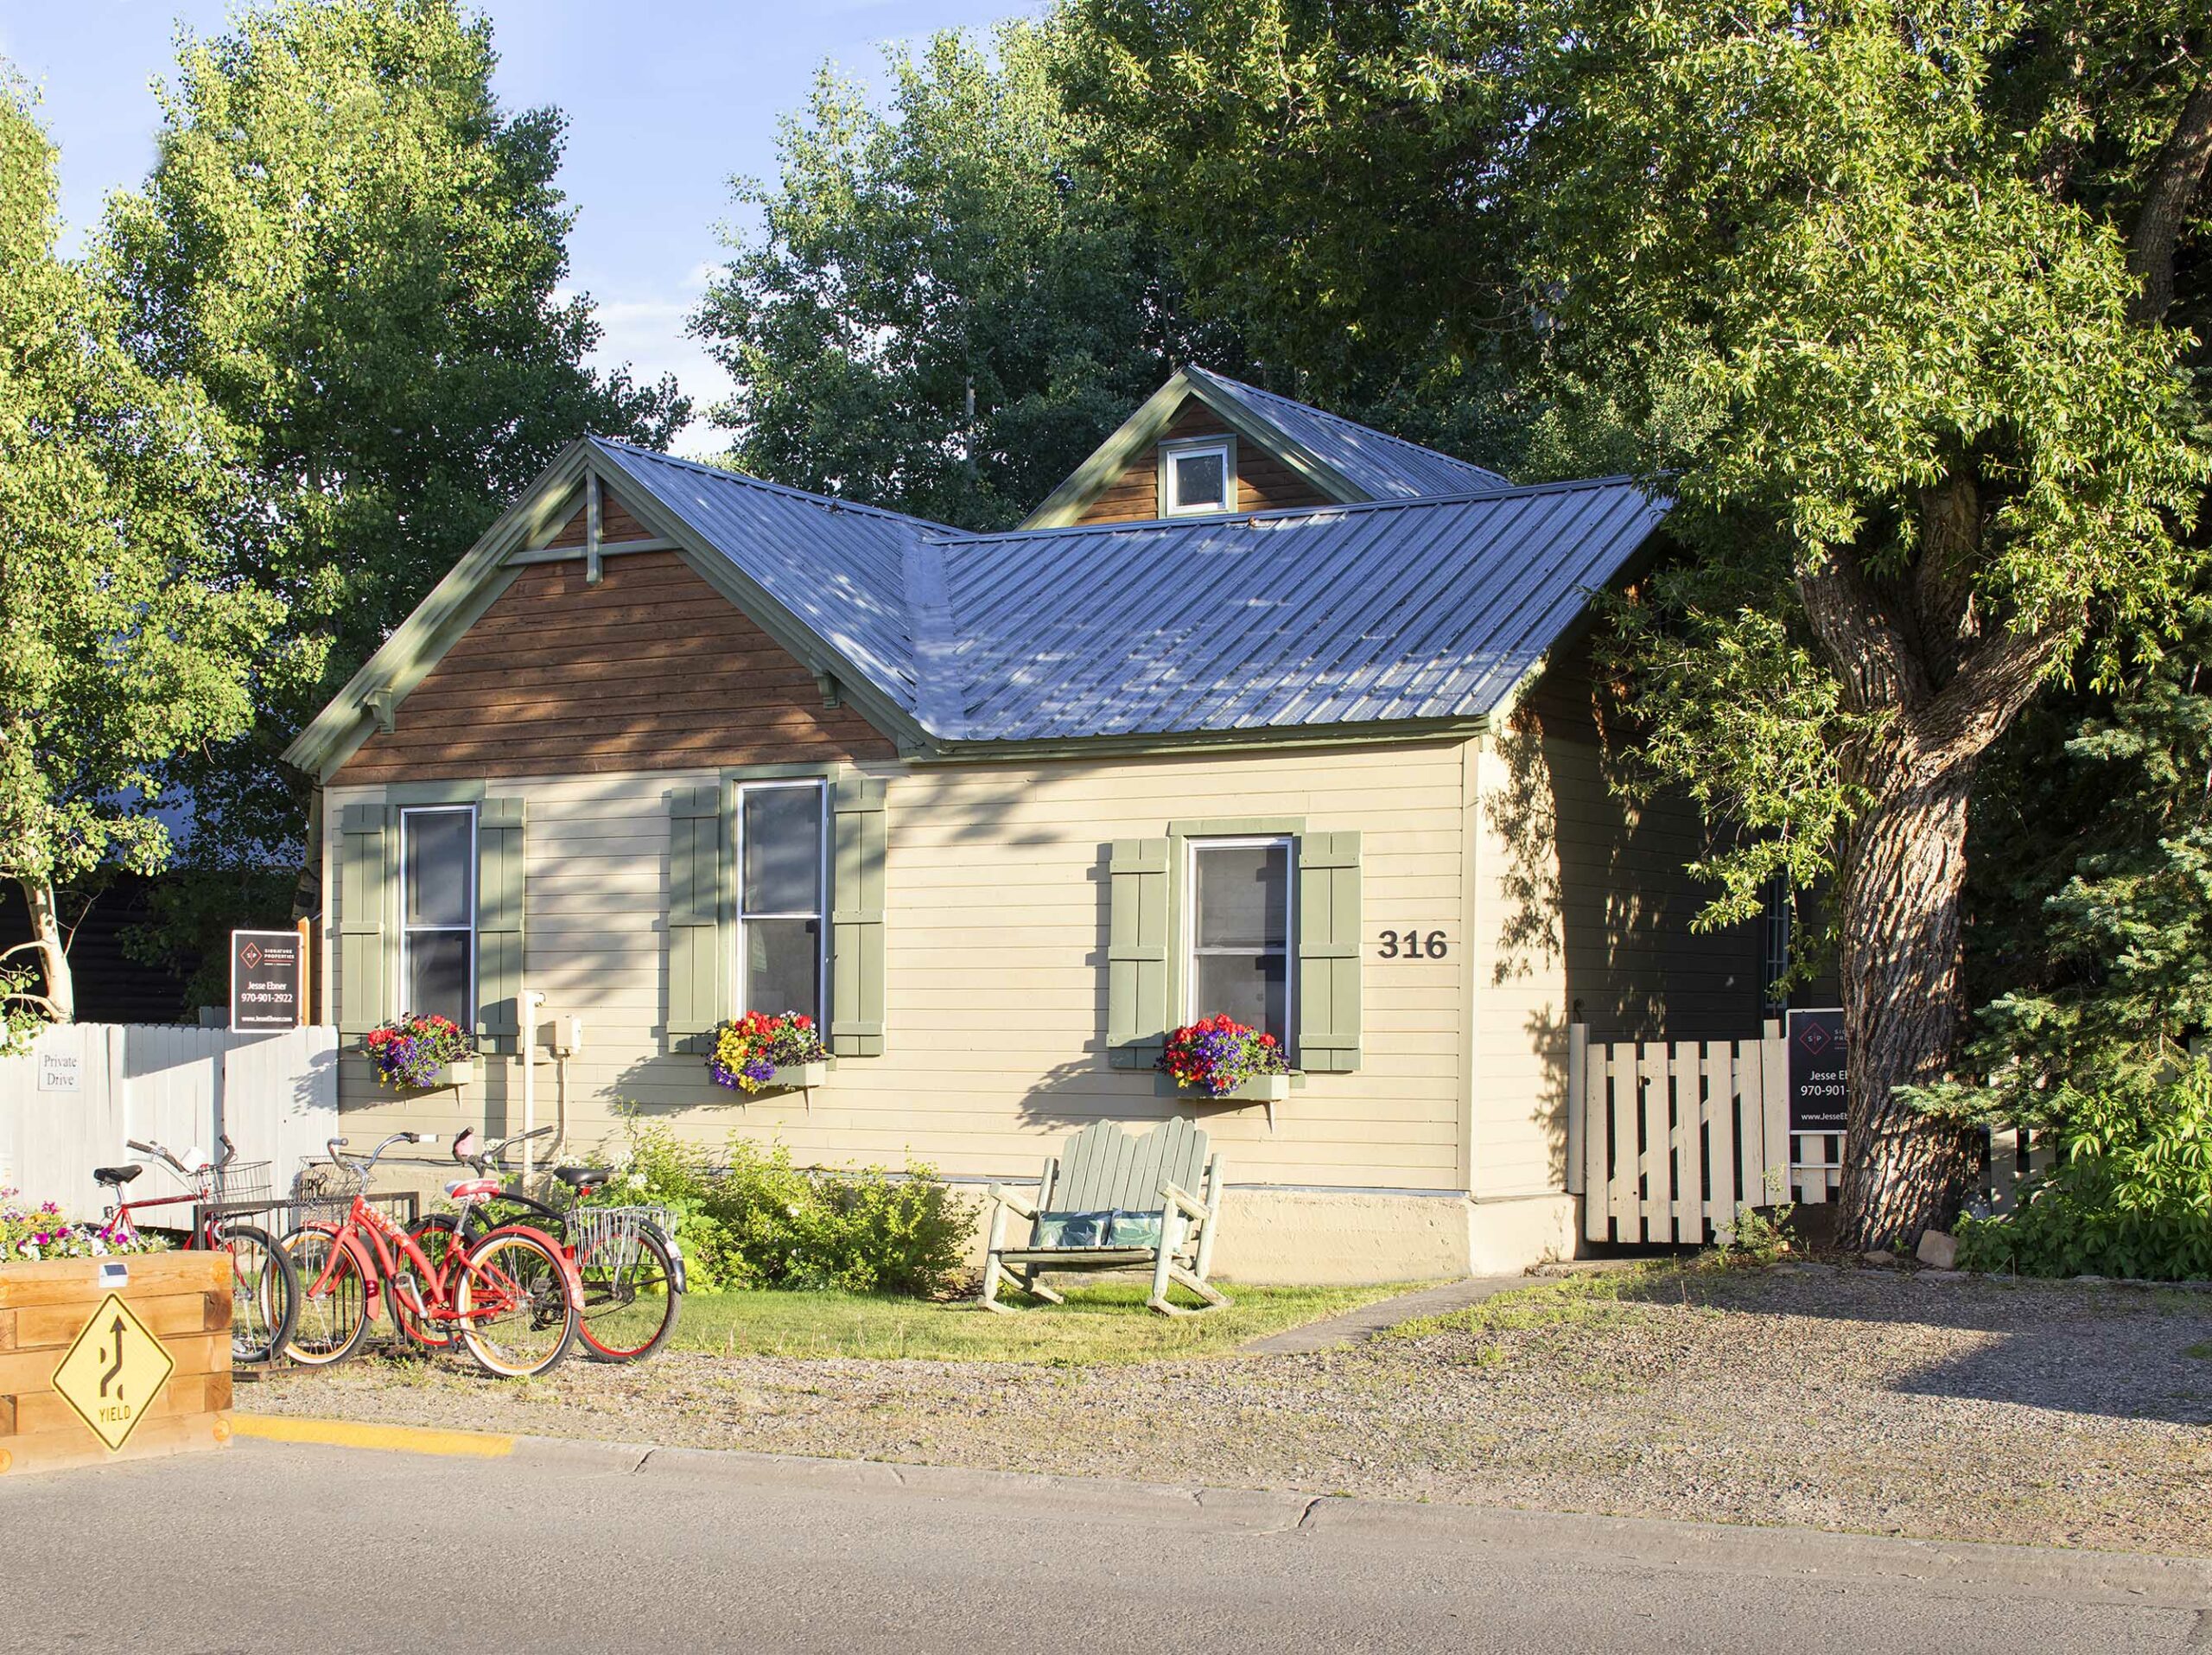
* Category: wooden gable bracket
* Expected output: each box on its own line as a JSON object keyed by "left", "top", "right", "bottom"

{"left": 584, "top": 469, "right": 604, "bottom": 586}
{"left": 813, "top": 669, "right": 844, "bottom": 710}
{"left": 364, "top": 685, "right": 399, "bottom": 734}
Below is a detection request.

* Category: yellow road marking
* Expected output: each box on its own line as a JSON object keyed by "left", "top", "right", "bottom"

{"left": 232, "top": 1414, "right": 516, "bottom": 1459}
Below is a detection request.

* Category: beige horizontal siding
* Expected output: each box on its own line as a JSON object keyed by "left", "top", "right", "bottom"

{"left": 323, "top": 738, "right": 1481, "bottom": 1193}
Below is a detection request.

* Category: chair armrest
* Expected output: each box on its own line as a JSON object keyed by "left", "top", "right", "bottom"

{"left": 986, "top": 1181, "right": 1039, "bottom": 1220}
{"left": 1160, "top": 1182, "right": 1211, "bottom": 1222}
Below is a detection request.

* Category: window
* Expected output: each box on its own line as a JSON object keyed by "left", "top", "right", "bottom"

{"left": 738, "top": 780, "right": 828, "bottom": 1021}
{"left": 1185, "top": 837, "right": 1294, "bottom": 1047}
{"left": 1760, "top": 873, "right": 1793, "bottom": 1017}
{"left": 400, "top": 805, "right": 475, "bottom": 1028}
{"left": 1162, "top": 440, "right": 1232, "bottom": 516}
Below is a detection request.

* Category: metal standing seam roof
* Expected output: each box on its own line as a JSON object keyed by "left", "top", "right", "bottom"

{"left": 1185, "top": 367, "right": 1516, "bottom": 500}
{"left": 586, "top": 437, "right": 1668, "bottom": 746}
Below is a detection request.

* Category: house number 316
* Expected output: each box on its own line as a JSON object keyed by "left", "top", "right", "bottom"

{"left": 1377, "top": 930, "right": 1448, "bottom": 960}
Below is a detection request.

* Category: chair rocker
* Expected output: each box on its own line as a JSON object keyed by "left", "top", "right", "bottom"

{"left": 978, "top": 1119, "right": 1229, "bottom": 1317}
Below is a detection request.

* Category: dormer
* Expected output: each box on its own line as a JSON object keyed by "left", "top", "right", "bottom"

{"left": 1020, "top": 366, "right": 1514, "bottom": 530}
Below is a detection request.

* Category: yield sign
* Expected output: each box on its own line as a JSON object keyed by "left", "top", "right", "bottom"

{"left": 51, "top": 1293, "right": 175, "bottom": 1452}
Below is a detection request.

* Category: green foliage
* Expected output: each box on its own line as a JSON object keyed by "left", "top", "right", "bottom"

{"left": 0, "top": 965, "right": 46, "bottom": 1058}
{"left": 690, "top": 22, "right": 1248, "bottom": 531}
{"left": 0, "top": 79, "right": 279, "bottom": 1018}
{"left": 1955, "top": 1064, "right": 2212, "bottom": 1282}
{"left": 2, "top": 1188, "right": 170, "bottom": 1263}
{"left": 1716, "top": 1187, "right": 1800, "bottom": 1269}
{"left": 101, "top": 0, "right": 686, "bottom": 877}
{"left": 596, "top": 1113, "right": 975, "bottom": 1297}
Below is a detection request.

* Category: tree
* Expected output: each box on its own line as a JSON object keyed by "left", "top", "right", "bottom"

{"left": 1062, "top": 0, "right": 2210, "bottom": 1248}
{"left": 0, "top": 78, "right": 278, "bottom": 1025}
{"left": 102, "top": 0, "right": 687, "bottom": 918}
{"left": 690, "top": 22, "right": 1249, "bottom": 532}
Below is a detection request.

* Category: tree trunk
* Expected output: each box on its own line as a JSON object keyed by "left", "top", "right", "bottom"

{"left": 1831, "top": 760, "right": 1983, "bottom": 1251}
{"left": 18, "top": 877, "right": 74, "bottom": 1024}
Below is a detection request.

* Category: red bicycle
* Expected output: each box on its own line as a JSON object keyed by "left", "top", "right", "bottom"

{"left": 93, "top": 1135, "right": 301, "bottom": 1366}
{"left": 280, "top": 1131, "right": 582, "bottom": 1378}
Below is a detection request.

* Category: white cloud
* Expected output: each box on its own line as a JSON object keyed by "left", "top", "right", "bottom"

{"left": 569, "top": 266, "right": 734, "bottom": 460}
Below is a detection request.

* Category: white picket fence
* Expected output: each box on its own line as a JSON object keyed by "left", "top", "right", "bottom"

{"left": 0, "top": 1023, "right": 338, "bottom": 1218}
{"left": 1567, "top": 1022, "right": 2048, "bottom": 1244}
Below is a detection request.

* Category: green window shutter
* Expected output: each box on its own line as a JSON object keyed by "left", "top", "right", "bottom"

{"left": 474, "top": 797, "right": 526, "bottom": 1054}
{"left": 830, "top": 773, "right": 887, "bottom": 1057}
{"left": 336, "top": 803, "right": 392, "bottom": 1038}
{"left": 1107, "top": 837, "right": 1173, "bottom": 1069}
{"left": 1297, "top": 831, "right": 1363, "bottom": 1072}
{"left": 667, "top": 784, "right": 728, "bottom": 1048}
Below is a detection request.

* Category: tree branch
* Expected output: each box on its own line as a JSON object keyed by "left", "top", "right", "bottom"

{"left": 1912, "top": 622, "right": 2069, "bottom": 767}
{"left": 2127, "top": 73, "right": 2212, "bottom": 326}
{"left": 1797, "top": 547, "right": 1934, "bottom": 716}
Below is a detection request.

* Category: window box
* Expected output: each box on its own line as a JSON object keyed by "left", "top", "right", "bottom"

{"left": 1168, "top": 1069, "right": 1291, "bottom": 1130}
{"left": 398, "top": 1060, "right": 475, "bottom": 1090}
{"left": 766, "top": 1060, "right": 828, "bottom": 1092}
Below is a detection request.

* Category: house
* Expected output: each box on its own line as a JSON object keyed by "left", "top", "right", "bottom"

{"left": 283, "top": 366, "right": 1775, "bottom": 1282}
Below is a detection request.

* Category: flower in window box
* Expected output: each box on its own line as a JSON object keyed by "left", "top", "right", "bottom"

{"left": 363, "top": 1012, "right": 476, "bottom": 1088}
{"left": 1157, "top": 1014, "right": 1291, "bottom": 1098}
{"left": 707, "top": 1011, "right": 830, "bottom": 1095}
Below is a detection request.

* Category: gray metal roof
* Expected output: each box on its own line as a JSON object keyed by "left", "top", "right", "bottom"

{"left": 588, "top": 437, "right": 1666, "bottom": 746}
{"left": 1186, "top": 367, "right": 1516, "bottom": 500}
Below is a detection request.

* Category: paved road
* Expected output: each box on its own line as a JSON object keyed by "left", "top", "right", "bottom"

{"left": 3, "top": 1435, "right": 2207, "bottom": 1653}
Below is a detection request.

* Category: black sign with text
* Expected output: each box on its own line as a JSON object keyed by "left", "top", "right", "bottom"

{"left": 230, "top": 929, "right": 303, "bottom": 1033}
{"left": 1786, "top": 1008, "right": 1848, "bottom": 1134}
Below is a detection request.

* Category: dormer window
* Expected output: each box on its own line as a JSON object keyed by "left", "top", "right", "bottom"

{"left": 1160, "top": 437, "right": 1236, "bottom": 517}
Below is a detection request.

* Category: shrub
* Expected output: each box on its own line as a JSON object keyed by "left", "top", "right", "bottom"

{"left": 1954, "top": 1062, "right": 2212, "bottom": 1282}
{"left": 594, "top": 1110, "right": 975, "bottom": 1296}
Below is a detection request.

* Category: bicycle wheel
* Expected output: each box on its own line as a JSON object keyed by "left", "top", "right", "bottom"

{"left": 395, "top": 1215, "right": 467, "bottom": 1350}
{"left": 455, "top": 1229, "right": 576, "bottom": 1378}
{"left": 575, "top": 1224, "right": 682, "bottom": 1363}
{"left": 282, "top": 1226, "right": 374, "bottom": 1367}
{"left": 213, "top": 1223, "right": 300, "bottom": 1365}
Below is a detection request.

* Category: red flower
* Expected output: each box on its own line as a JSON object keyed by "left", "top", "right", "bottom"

{"left": 795, "top": 1015, "right": 812, "bottom": 1028}
{"left": 1259, "top": 1034, "right": 1277, "bottom": 1047}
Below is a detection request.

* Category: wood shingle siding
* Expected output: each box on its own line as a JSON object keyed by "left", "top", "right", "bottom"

{"left": 333, "top": 551, "right": 895, "bottom": 785}
{"left": 1076, "top": 398, "right": 1335, "bottom": 525}
{"left": 545, "top": 487, "right": 655, "bottom": 548}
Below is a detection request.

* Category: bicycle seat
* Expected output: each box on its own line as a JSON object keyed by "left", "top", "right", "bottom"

{"left": 93, "top": 1164, "right": 143, "bottom": 1188}
{"left": 554, "top": 1167, "right": 611, "bottom": 1192}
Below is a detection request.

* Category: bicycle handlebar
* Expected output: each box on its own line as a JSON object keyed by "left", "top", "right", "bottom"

{"left": 126, "top": 1138, "right": 198, "bottom": 1175}
{"left": 325, "top": 1130, "right": 439, "bottom": 1177}
{"left": 451, "top": 1123, "right": 550, "bottom": 1174}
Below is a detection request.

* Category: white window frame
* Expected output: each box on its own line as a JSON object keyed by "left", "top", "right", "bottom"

{"left": 1159, "top": 436, "right": 1237, "bottom": 518}
{"left": 397, "top": 804, "right": 478, "bottom": 1026}
{"left": 1182, "top": 833, "right": 1296, "bottom": 1047}
{"left": 733, "top": 778, "right": 831, "bottom": 1022}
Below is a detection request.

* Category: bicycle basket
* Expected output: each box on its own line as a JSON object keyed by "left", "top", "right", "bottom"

{"left": 288, "top": 1158, "right": 369, "bottom": 1227}
{"left": 567, "top": 1205, "right": 675, "bottom": 1271}
{"left": 211, "top": 1158, "right": 273, "bottom": 1209}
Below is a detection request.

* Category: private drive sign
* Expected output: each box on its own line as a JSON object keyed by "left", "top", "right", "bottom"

{"left": 229, "top": 929, "right": 305, "bottom": 1033}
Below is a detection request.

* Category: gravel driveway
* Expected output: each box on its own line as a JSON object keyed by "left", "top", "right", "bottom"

{"left": 245, "top": 1263, "right": 2212, "bottom": 1557}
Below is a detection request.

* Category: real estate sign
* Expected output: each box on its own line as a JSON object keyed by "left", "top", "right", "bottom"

{"left": 229, "top": 929, "right": 304, "bottom": 1033}
{"left": 1786, "top": 1008, "right": 1847, "bottom": 1135}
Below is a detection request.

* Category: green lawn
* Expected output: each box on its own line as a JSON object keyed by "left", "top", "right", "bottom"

{"left": 658, "top": 1279, "right": 1423, "bottom": 1365}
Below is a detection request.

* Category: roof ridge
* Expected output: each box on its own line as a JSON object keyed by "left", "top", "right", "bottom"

{"left": 1185, "top": 367, "right": 1516, "bottom": 489}
{"left": 588, "top": 436, "right": 957, "bottom": 536}
{"left": 937, "top": 471, "right": 1657, "bottom": 547}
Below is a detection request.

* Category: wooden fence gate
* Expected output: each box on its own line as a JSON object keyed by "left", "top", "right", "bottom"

{"left": 1567, "top": 1022, "right": 2050, "bottom": 1245}
{"left": 0, "top": 1023, "right": 338, "bottom": 1216}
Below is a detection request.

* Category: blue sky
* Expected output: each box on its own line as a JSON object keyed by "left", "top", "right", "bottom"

{"left": 1, "top": 0, "right": 1037, "bottom": 454}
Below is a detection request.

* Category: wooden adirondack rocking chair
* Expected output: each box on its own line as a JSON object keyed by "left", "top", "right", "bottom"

{"left": 978, "top": 1119, "right": 1229, "bottom": 1316}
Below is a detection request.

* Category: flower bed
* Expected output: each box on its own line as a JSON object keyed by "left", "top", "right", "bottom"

{"left": 363, "top": 1013, "right": 475, "bottom": 1089}
{"left": 3, "top": 1188, "right": 168, "bottom": 1263}
{"left": 1157, "top": 1014, "right": 1290, "bottom": 1097}
{"left": 708, "top": 1011, "right": 830, "bottom": 1095}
